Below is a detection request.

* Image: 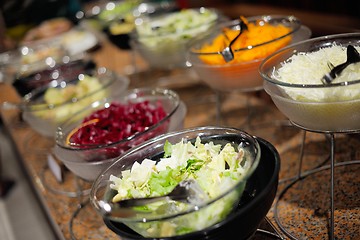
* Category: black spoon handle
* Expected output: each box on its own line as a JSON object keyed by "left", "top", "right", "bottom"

{"left": 322, "top": 45, "right": 360, "bottom": 84}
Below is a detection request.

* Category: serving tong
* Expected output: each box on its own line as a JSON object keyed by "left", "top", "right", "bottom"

{"left": 322, "top": 45, "right": 360, "bottom": 84}
{"left": 98, "top": 179, "right": 208, "bottom": 217}
{"left": 221, "top": 18, "right": 248, "bottom": 62}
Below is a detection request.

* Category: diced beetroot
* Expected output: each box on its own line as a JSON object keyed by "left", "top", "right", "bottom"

{"left": 69, "top": 101, "right": 168, "bottom": 160}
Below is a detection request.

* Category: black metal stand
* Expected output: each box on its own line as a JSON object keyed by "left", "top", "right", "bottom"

{"left": 274, "top": 122, "right": 360, "bottom": 240}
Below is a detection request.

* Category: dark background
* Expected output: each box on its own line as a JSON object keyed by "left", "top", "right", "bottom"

{"left": 1, "top": 0, "right": 359, "bottom": 27}
{"left": 0, "top": 0, "right": 359, "bottom": 44}
{"left": 226, "top": 0, "right": 360, "bottom": 18}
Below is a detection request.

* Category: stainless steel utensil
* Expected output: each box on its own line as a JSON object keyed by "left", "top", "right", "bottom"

{"left": 98, "top": 179, "right": 208, "bottom": 217}
{"left": 322, "top": 45, "right": 360, "bottom": 84}
{"left": 221, "top": 19, "right": 248, "bottom": 62}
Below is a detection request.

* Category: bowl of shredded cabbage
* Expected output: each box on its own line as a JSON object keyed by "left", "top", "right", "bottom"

{"left": 54, "top": 88, "right": 184, "bottom": 181}
{"left": 187, "top": 15, "right": 311, "bottom": 92}
{"left": 90, "top": 126, "right": 261, "bottom": 238}
{"left": 260, "top": 32, "right": 360, "bottom": 132}
{"left": 130, "top": 7, "right": 222, "bottom": 69}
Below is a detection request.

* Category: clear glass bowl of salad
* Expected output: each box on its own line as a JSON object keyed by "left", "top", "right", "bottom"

{"left": 0, "top": 41, "right": 70, "bottom": 84}
{"left": 187, "top": 15, "right": 312, "bottom": 92}
{"left": 80, "top": 0, "right": 179, "bottom": 50}
{"left": 90, "top": 126, "right": 261, "bottom": 238}
{"left": 54, "top": 88, "right": 185, "bottom": 181}
{"left": 260, "top": 32, "right": 360, "bottom": 132}
{"left": 5, "top": 66, "right": 130, "bottom": 137}
{"left": 130, "top": 7, "right": 222, "bottom": 70}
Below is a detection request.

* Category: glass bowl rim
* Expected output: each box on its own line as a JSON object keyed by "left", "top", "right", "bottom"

{"left": 90, "top": 126, "right": 261, "bottom": 222}
{"left": 18, "top": 67, "right": 129, "bottom": 111}
{"left": 55, "top": 87, "right": 180, "bottom": 151}
{"left": 186, "top": 53, "right": 264, "bottom": 68}
{"left": 259, "top": 32, "right": 360, "bottom": 88}
{"left": 131, "top": 7, "right": 221, "bottom": 39}
{"left": 0, "top": 43, "right": 72, "bottom": 74}
{"left": 80, "top": 0, "right": 179, "bottom": 23}
{"left": 188, "top": 14, "right": 302, "bottom": 56}
{"left": 264, "top": 80, "right": 360, "bottom": 105}
{"left": 85, "top": 0, "right": 140, "bottom": 20}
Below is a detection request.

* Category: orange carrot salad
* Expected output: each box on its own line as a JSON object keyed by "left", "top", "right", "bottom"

{"left": 199, "top": 17, "right": 293, "bottom": 65}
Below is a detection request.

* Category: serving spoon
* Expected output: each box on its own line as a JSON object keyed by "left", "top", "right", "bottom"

{"left": 221, "top": 19, "right": 248, "bottom": 62}
{"left": 98, "top": 179, "right": 208, "bottom": 217}
{"left": 322, "top": 45, "right": 360, "bottom": 84}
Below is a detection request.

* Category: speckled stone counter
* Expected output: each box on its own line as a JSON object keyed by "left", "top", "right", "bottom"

{"left": 0, "top": 37, "right": 359, "bottom": 240}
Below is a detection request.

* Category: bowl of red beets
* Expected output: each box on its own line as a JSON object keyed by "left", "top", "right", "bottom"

{"left": 54, "top": 88, "right": 184, "bottom": 181}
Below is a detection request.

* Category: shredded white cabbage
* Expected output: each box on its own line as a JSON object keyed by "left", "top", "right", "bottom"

{"left": 108, "top": 136, "right": 251, "bottom": 237}
{"left": 135, "top": 8, "right": 218, "bottom": 48}
{"left": 274, "top": 44, "right": 360, "bottom": 102}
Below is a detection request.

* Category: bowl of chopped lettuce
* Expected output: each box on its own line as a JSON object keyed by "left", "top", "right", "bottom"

{"left": 90, "top": 126, "right": 261, "bottom": 238}
{"left": 260, "top": 32, "right": 360, "bottom": 132}
{"left": 9, "top": 66, "right": 129, "bottom": 137}
{"left": 54, "top": 88, "right": 185, "bottom": 181}
{"left": 130, "top": 7, "right": 222, "bottom": 69}
{"left": 187, "top": 15, "right": 311, "bottom": 92}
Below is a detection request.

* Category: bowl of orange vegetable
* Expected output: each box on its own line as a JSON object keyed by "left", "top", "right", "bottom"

{"left": 187, "top": 15, "right": 312, "bottom": 92}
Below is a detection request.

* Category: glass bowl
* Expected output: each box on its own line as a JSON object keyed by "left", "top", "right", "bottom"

{"left": 259, "top": 32, "right": 360, "bottom": 132}
{"left": 87, "top": 0, "right": 142, "bottom": 24}
{"left": 80, "top": 0, "right": 178, "bottom": 50}
{"left": 0, "top": 43, "right": 69, "bottom": 84}
{"left": 54, "top": 88, "right": 185, "bottom": 181}
{"left": 102, "top": 137, "right": 280, "bottom": 240}
{"left": 12, "top": 66, "right": 129, "bottom": 137}
{"left": 102, "top": 1, "right": 179, "bottom": 50}
{"left": 12, "top": 58, "right": 96, "bottom": 97}
{"left": 21, "top": 17, "right": 73, "bottom": 44}
{"left": 187, "top": 15, "right": 312, "bottom": 92}
{"left": 90, "top": 126, "right": 261, "bottom": 238}
{"left": 130, "top": 7, "right": 222, "bottom": 69}
{"left": 77, "top": 0, "right": 140, "bottom": 35}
